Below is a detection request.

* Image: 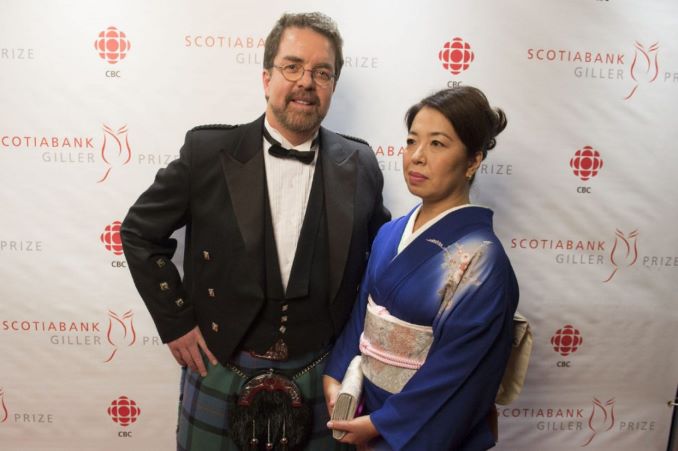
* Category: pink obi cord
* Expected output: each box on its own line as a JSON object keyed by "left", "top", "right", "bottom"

{"left": 359, "top": 333, "right": 425, "bottom": 370}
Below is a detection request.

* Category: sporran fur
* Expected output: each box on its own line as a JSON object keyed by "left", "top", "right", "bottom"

{"left": 229, "top": 371, "right": 311, "bottom": 450}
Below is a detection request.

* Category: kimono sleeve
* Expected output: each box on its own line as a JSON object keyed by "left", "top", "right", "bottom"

{"left": 369, "top": 242, "right": 518, "bottom": 450}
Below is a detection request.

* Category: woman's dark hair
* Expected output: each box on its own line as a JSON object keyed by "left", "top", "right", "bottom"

{"left": 405, "top": 86, "right": 507, "bottom": 182}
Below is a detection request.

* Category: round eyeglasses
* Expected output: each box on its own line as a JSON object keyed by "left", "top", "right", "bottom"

{"left": 273, "top": 63, "right": 336, "bottom": 87}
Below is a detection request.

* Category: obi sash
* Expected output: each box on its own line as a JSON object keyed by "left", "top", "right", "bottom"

{"left": 358, "top": 297, "right": 532, "bottom": 404}
{"left": 359, "top": 297, "right": 433, "bottom": 394}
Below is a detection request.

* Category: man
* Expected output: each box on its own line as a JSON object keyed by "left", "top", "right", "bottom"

{"left": 121, "top": 11, "right": 389, "bottom": 451}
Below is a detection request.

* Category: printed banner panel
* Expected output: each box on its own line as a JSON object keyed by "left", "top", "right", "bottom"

{"left": 1, "top": 0, "right": 677, "bottom": 450}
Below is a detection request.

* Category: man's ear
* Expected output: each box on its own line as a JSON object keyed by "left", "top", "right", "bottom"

{"left": 262, "top": 69, "right": 272, "bottom": 97}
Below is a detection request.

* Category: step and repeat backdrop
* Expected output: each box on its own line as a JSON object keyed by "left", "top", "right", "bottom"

{"left": 1, "top": 0, "right": 677, "bottom": 450}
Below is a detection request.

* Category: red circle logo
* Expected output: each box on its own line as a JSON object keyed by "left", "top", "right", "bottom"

{"left": 550, "top": 324, "right": 583, "bottom": 357}
{"left": 101, "top": 221, "right": 123, "bottom": 255}
{"left": 438, "top": 38, "right": 475, "bottom": 75}
{"left": 570, "top": 146, "right": 603, "bottom": 181}
{"left": 94, "top": 27, "right": 131, "bottom": 64}
{"left": 108, "top": 396, "right": 140, "bottom": 427}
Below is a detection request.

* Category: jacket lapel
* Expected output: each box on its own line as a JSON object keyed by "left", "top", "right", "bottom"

{"left": 220, "top": 120, "right": 359, "bottom": 304}
{"left": 320, "top": 128, "right": 357, "bottom": 303}
{"left": 220, "top": 115, "right": 265, "bottom": 252}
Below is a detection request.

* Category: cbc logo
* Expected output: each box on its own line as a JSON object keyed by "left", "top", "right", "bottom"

{"left": 570, "top": 146, "right": 603, "bottom": 194}
{"left": 101, "top": 221, "right": 124, "bottom": 255}
{"left": 438, "top": 37, "right": 475, "bottom": 76}
{"left": 106, "top": 71, "right": 121, "bottom": 78}
{"left": 108, "top": 396, "right": 141, "bottom": 429}
{"left": 95, "top": 26, "right": 131, "bottom": 65}
{"left": 551, "top": 324, "right": 583, "bottom": 368}
{"left": 101, "top": 221, "right": 128, "bottom": 268}
{"left": 570, "top": 146, "right": 603, "bottom": 181}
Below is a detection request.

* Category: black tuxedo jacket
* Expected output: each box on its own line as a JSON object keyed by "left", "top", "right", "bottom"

{"left": 121, "top": 115, "right": 390, "bottom": 364}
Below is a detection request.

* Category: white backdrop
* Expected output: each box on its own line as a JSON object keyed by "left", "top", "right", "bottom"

{"left": 1, "top": 1, "right": 677, "bottom": 450}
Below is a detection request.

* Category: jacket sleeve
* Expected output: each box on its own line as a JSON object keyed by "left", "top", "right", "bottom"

{"left": 120, "top": 131, "right": 196, "bottom": 343}
{"left": 364, "top": 147, "right": 391, "bottom": 243}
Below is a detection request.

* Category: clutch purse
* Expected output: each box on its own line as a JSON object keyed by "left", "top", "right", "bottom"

{"left": 330, "top": 355, "right": 364, "bottom": 440}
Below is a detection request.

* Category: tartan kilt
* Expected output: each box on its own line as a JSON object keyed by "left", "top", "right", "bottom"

{"left": 177, "top": 354, "right": 355, "bottom": 451}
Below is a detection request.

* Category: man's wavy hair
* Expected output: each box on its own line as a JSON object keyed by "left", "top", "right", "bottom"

{"left": 264, "top": 12, "right": 344, "bottom": 82}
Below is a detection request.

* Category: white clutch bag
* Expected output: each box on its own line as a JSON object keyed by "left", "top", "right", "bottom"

{"left": 330, "top": 355, "right": 364, "bottom": 440}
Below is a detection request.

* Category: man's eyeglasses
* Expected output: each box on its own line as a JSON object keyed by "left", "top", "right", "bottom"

{"left": 273, "top": 63, "right": 335, "bottom": 87}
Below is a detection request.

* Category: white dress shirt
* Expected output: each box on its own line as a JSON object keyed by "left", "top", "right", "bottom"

{"left": 262, "top": 118, "right": 319, "bottom": 292}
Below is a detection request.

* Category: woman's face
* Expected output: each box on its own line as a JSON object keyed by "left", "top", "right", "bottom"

{"left": 403, "top": 107, "right": 480, "bottom": 207}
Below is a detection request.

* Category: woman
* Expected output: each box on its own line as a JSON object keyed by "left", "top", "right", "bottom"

{"left": 324, "top": 86, "right": 518, "bottom": 450}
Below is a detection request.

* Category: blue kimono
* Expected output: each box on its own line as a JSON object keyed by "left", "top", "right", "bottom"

{"left": 325, "top": 205, "right": 519, "bottom": 451}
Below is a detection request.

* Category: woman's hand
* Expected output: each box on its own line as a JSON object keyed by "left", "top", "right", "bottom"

{"left": 323, "top": 375, "right": 342, "bottom": 416}
{"left": 327, "top": 415, "right": 380, "bottom": 445}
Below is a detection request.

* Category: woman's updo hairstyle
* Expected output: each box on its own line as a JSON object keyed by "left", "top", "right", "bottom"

{"left": 405, "top": 86, "right": 507, "bottom": 183}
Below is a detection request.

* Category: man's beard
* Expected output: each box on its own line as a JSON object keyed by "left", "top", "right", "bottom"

{"left": 270, "top": 95, "right": 326, "bottom": 135}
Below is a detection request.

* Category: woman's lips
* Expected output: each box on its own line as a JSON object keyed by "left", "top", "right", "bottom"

{"left": 408, "top": 171, "right": 427, "bottom": 184}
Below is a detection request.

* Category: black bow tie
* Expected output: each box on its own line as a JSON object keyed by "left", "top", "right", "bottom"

{"left": 263, "top": 127, "right": 317, "bottom": 164}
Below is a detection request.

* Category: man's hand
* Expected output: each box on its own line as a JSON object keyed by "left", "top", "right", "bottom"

{"left": 327, "top": 415, "right": 379, "bottom": 445}
{"left": 323, "top": 375, "right": 342, "bottom": 416}
{"left": 167, "top": 326, "right": 217, "bottom": 377}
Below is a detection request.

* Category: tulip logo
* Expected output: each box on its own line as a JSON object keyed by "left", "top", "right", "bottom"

{"left": 582, "top": 397, "right": 615, "bottom": 446}
{"left": 604, "top": 229, "right": 639, "bottom": 283}
{"left": 100, "top": 221, "right": 124, "bottom": 256}
{"left": 98, "top": 124, "right": 132, "bottom": 183}
{"left": 104, "top": 310, "right": 137, "bottom": 362}
{"left": 108, "top": 396, "right": 141, "bottom": 427}
{"left": 0, "top": 388, "right": 8, "bottom": 423}
{"left": 550, "top": 325, "right": 583, "bottom": 357}
{"left": 438, "top": 37, "right": 474, "bottom": 75}
{"left": 570, "top": 146, "right": 603, "bottom": 181}
{"left": 625, "top": 42, "right": 659, "bottom": 100}
{"left": 95, "top": 27, "right": 131, "bottom": 65}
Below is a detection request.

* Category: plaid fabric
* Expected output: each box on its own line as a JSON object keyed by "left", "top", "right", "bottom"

{"left": 177, "top": 353, "right": 354, "bottom": 451}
